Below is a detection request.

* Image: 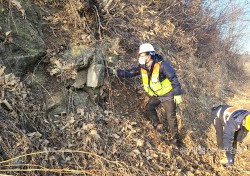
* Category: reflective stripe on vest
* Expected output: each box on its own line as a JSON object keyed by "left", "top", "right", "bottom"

{"left": 141, "top": 62, "right": 173, "bottom": 96}
{"left": 223, "top": 107, "right": 240, "bottom": 124}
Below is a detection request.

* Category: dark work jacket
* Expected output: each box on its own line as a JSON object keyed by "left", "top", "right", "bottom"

{"left": 117, "top": 54, "right": 182, "bottom": 96}
{"left": 211, "top": 105, "right": 250, "bottom": 150}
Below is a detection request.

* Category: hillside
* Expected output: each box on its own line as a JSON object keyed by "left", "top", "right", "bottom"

{"left": 0, "top": 0, "right": 250, "bottom": 176}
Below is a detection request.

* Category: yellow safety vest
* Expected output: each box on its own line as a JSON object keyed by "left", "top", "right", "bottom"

{"left": 141, "top": 61, "right": 173, "bottom": 96}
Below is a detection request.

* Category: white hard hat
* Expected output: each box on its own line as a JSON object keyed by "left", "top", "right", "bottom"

{"left": 139, "top": 43, "right": 155, "bottom": 54}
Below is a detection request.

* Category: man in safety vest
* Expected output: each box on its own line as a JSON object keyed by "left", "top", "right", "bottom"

{"left": 117, "top": 43, "right": 182, "bottom": 145}
{"left": 211, "top": 105, "right": 250, "bottom": 166}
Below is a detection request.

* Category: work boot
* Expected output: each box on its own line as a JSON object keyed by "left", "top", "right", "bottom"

{"left": 176, "top": 138, "right": 184, "bottom": 148}
{"left": 154, "top": 123, "right": 163, "bottom": 133}
{"left": 220, "top": 158, "right": 228, "bottom": 165}
{"left": 220, "top": 158, "right": 233, "bottom": 167}
{"left": 166, "top": 134, "right": 183, "bottom": 148}
{"left": 142, "top": 112, "right": 151, "bottom": 121}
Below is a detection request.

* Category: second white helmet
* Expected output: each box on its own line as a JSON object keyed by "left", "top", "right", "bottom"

{"left": 139, "top": 43, "right": 155, "bottom": 54}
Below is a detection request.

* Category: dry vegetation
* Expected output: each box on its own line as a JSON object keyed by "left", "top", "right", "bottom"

{"left": 0, "top": 0, "right": 250, "bottom": 175}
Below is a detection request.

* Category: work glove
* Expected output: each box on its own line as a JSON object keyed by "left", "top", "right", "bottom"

{"left": 174, "top": 95, "right": 182, "bottom": 105}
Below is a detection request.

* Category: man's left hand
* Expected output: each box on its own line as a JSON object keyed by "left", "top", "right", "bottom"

{"left": 174, "top": 95, "right": 182, "bottom": 105}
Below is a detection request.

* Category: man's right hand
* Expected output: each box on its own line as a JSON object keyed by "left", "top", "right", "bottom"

{"left": 117, "top": 69, "right": 124, "bottom": 77}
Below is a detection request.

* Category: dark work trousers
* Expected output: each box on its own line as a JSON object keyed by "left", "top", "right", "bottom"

{"left": 231, "top": 129, "right": 248, "bottom": 154}
{"left": 145, "top": 97, "right": 178, "bottom": 138}
{"left": 162, "top": 99, "right": 178, "bottom": 139}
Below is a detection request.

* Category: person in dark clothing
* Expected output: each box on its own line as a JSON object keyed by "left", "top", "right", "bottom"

{"left": 211, "top": 105, "right": 250, "bottom": 166}
{"left": 117, "top": 43, "right": 182, "bottom": 144}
